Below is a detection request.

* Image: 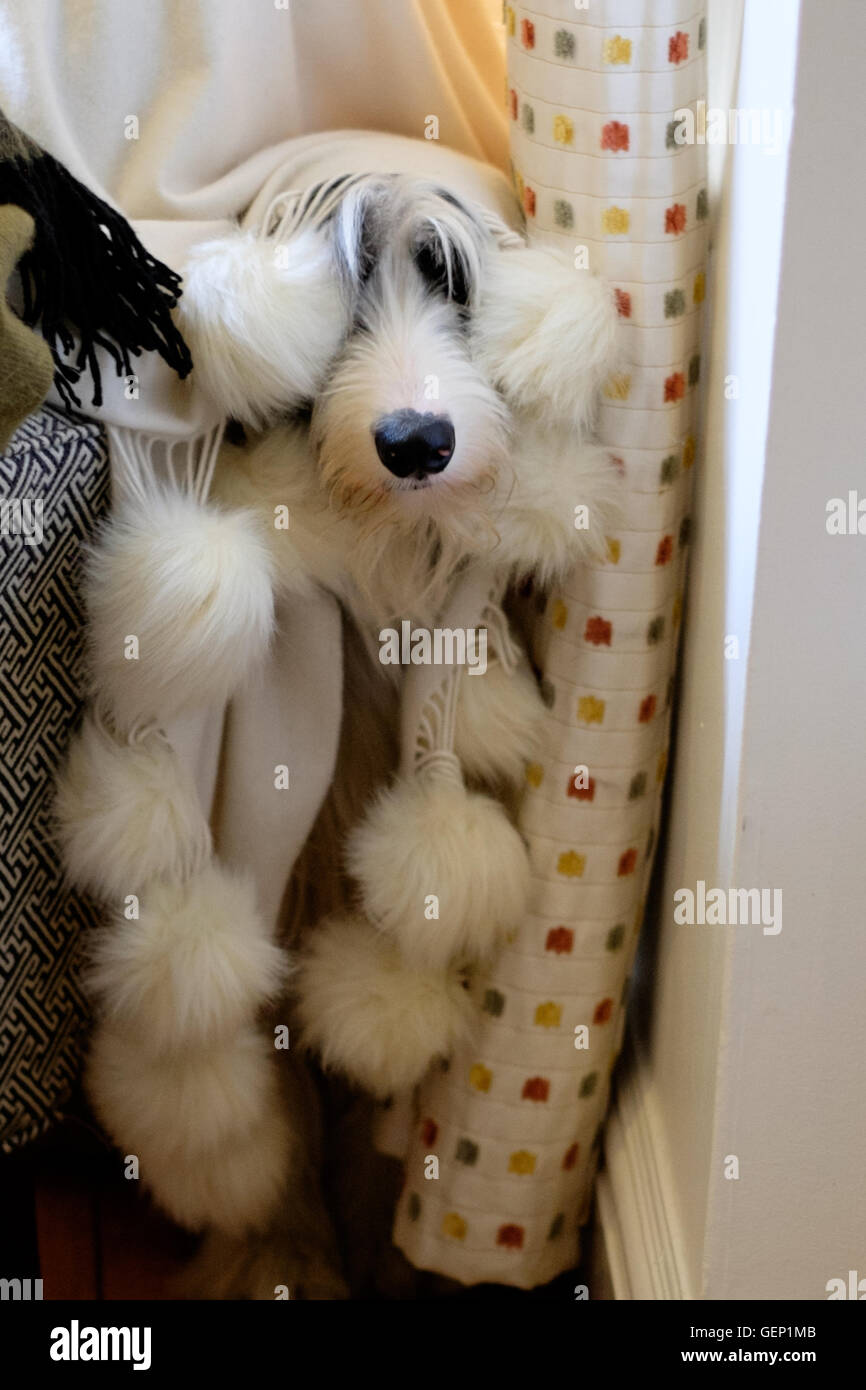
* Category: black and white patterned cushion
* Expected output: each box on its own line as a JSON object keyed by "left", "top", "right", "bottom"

{"left": 0, "top": 406, "right": 109, "bottom": 1151}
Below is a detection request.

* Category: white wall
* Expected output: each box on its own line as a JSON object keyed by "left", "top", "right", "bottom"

{"left": 603, "top": 0, "right": 866, "bottom": 1299}
{"left": 700, "top": 0, "right": 866, "bottom": 1299}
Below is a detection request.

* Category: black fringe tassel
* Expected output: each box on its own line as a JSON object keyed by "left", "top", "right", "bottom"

{"left": 0, "top": 148, "right": 193, "bottom": 409}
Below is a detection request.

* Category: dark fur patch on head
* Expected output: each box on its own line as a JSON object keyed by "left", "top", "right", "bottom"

{"left": 413, "top": 229, "right": 471, "bottom": 307}
{"left": 325, "top": 175, "right": 488, "bottom": 310}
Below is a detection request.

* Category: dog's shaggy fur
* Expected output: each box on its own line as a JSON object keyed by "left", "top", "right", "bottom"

{"left": 63, "top": 141, "right": 621, "bottom": 1297}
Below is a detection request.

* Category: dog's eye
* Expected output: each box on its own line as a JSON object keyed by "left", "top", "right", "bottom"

{"left": 224, "top": 418, "right": 248, "bottom": 446}
{"left": 413, "top": 240, "right": 471, "bottom": 308}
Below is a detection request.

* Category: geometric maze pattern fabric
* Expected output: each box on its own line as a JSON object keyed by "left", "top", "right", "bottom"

{"left": 0, "top": 407, "right": 109, "bottom": 1151}
{"left": 393, "top": 0, "right": 707, "bottom": 1287}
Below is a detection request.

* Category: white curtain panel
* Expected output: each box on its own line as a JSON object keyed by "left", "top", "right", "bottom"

{"left": 393, "top": 0, "right": 708, "bottom": 1289}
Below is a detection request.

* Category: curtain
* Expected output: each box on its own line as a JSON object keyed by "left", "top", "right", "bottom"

{"left": 393, "top": 0, "right": 709, "bottom": 1289}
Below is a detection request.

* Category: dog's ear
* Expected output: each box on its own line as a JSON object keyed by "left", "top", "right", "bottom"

{"left": 330, "top": 177, "right": 389, "bottom": 289}
{"left": 178, "top": 225, "right": 349, "bottom": 427}
{"left": 471, "top": 245, "right": 620, "bottom": 435}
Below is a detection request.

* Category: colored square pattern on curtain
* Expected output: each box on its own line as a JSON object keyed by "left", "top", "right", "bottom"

{"left": 392, "top": 0, "right": 708, "bottom": 1287}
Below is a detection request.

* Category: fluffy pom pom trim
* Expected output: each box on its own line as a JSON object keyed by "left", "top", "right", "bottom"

{"left": 179, "top": 225, "right": 349, "bottom": 428}
{"left": 294, "top": 914, "right": 474, "bottom": 1098}
{"left": 86, "top": 1022, "right": 291, "bottom": 1233}
{"left": 454, "top": 657, "right": 545, "bottom": 785}
{"left": 471, "top": 244, "right": 620, "bottom": 435}
{"left": 85, "top": 864, "right": 288, "bottom": 1055}
{"left": 348, "top": 772, "right": 530, "bottom": 969}
{"left": 54, "top": 715, "right": 211, "bottom": 902}
{"left": 85, "top": 491, "right": 275, "bottom": 728}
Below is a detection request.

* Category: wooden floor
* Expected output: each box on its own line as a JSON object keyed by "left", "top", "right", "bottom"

{"left": 33, "top": 1169, "right": 195, "bottom": 1301}
{"left": 2, "top": 1108, "right": 588, "bottom": 1300}
{"left": 2, "top": 1113, "right": 195, "bottom": 1301}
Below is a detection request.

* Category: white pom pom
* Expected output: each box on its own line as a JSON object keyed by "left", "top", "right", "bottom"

{"left": 87, "top": 1022, "right": 291, "bottom": 1233}
{"left": 495, "top": 426, "right": 621, "bottom": 580}
{"left": 86, "top": 864, "right": 288, "bottom": 1054}
{"left": 147, "top": 1116, "right": 291, "bottom": 1235}
{"left": 54, "top": 715, "right": 211, "bottom": 901}
{"left": 179, "top": 225, "right": 349, "bottom": 427}
{"left": 86, "top": 491, "right": 274, "bottom": 728}
{"left": 295, "top": 915, "right": 474, "bottom": 1098}
{"left": 454, "top": 658, "right": 545, "bottom": 785}
{"left": 348, "top": 771, "right": 530, "bottom": 969}
{"left": 472, "top": 244, "right": 620, "bottom": 434}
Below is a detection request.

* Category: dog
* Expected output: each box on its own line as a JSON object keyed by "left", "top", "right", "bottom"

{"left": 182, "top": 147, "right": 619, "bottom": 633}
{"left": 70, "top": 133, "right": 621, "bottom": 1298}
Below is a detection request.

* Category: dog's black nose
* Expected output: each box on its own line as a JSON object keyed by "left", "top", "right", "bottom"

{"left": 373, "top": 410, "right": 455, "bottom": 479}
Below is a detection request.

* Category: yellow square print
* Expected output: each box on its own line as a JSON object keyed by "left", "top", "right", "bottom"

{"left": 578, "top": 695, "right": 605, "bottom": 724}
{"left": 603, "top": 35, "right": 632, "bottom": 65}
{"left": 509, "top": 1150, "right": 537, "bottom": 1175}
{"left": 534, "top": 1001, "right": 563, "bottom": 1029}
{"left": 551, "top": 599, "right": 569, "bottom": 629}
{"left": 602, "top": 206, "right": 630, "bottom": 236}
{"left": 442, "top": 1212, "right": 467, "bottom": 1240}
{"left": 557, "top": 850, "right": 586, "bottom": 878}
{"left": 553, "top": 114, "right": 574, "bottom": 145}
{"left": 469, "top": 1063, "right": 492, "bottom": 1092}
{"left": 604, "top": 373, "right": 631, "bottom": 400}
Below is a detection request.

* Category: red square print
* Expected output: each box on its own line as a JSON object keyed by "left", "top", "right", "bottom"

{"left": 545, "top": 926, "right": 574, "bottom": 955}
{"left": 669, "top": 31, "right": 689, "bottom": 64}
{"left": 601, "top": 120, "right": 630, "bottom": 152}
{"left": 665, "top": 203, "right": 687, "bottom": 234}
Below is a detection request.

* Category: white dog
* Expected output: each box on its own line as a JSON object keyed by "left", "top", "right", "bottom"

{"left": 59, "top": 133, "right": 621, "bottom": 1297}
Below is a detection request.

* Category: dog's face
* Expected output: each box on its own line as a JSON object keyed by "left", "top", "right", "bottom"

{"left": 308, "top": 179, "right": 509, "bottom": 528}
{"left": 181, "top": 169, "right": 620, "bottom": 559}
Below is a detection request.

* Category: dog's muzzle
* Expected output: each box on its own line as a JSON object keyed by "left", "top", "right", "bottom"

{"left": 373, "top": 410, "right": 455, "bottom": 481}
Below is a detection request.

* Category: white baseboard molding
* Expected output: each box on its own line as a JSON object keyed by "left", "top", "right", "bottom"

{"left": 595, "top": 1032, "right": 691, "bottom": 1300}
